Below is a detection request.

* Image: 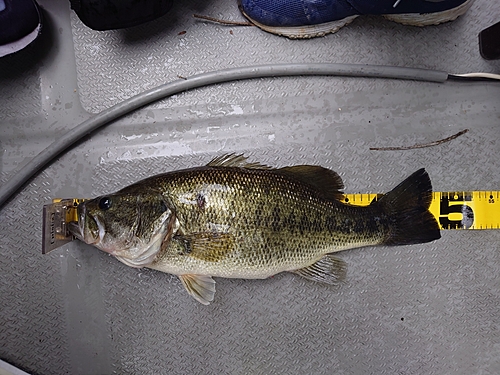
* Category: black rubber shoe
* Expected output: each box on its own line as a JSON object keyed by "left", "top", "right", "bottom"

{"left": 0, "top": 0, "right": 42, "bottom": 57}
{"left": 69, "top": 0, "right": 174, "bottom": 31}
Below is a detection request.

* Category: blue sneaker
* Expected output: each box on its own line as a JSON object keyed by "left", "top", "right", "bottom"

{"left": 0, "top": 0, "right": 42, "bottom": 57}
{"left": 238, "top": 0, "right": 473, "bottom": 38}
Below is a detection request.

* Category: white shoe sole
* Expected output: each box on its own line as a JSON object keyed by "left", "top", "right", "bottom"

{"left": 0, "top": 23, "right": 41, "bottom": 57}
{"left": 241, "top": 0, "right": 473, "bottom": 39}
{"left": 383, "top": 0, "right": 473, "bottom": 26}
{"left": 243, "top": 14, "right": 359, "bottom": 39}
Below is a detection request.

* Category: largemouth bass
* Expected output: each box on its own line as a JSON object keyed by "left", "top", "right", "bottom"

{"left": 69, "top": 154, "right": 440, "bottom": 304}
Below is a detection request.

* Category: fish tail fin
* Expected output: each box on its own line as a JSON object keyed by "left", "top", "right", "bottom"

{"left": 374, "top": 168, "right": 441, "bottom": 246}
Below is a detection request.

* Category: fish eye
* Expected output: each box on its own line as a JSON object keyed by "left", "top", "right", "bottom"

{"left": 160, "top": 200, "right": 168, "bottom": 212}
{"left": 98, "top": 197, "right": 112, "bottom": 210}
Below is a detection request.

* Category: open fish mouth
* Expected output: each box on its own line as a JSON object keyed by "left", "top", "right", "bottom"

{"left": 68, "top": 204, "right": 101, "bottom": 245}
{"left": 68, "top": 203, "right": 85, "bottom": 241}
{"left": 68, "top": 221, "right": 84, "bottom": 241}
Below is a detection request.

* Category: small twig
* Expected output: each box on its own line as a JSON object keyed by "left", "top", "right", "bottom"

{"left": 177, "top": 75, "right": 187, "bottom": 80}
{"left": 370, "top": 129, "right": 469, "bottom": 151}
{"left": 193, "top": 14, "right": 254, "bottom": 26}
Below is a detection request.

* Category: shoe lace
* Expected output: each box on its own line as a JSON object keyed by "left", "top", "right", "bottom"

{"left": 393, "top": 0, "right": 402, "bottom": 7}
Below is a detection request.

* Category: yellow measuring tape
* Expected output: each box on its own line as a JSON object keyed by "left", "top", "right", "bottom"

{"left": 49, "top": 193, "right": 500, "bottom": 233}
{"left": 344, "top": 191, "right": 500, "bottom": 230}
{"left": 42, "top": 192, "right": 499, "bottom": 254}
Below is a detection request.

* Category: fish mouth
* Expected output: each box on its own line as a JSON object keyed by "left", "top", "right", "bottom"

{"left": 68, "top": 203, "right": 86, "bottom": 241}
{"left": 68, "top": 221, "right": 83, "bottom": 241}
{"left": 68, "top": 203, "right": 100, "bottom": 245}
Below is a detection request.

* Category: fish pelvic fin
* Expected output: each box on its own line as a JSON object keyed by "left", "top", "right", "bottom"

{"left": 292, "top": 255, "right": 347, "bottom": 285}
{"left": 179, "top": 274, "right": 216, "bottom": 305}
{"left": 374, "top": 168, "right": 441, "bottom": 246}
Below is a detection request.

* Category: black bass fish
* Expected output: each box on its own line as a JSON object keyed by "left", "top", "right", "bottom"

{"left": 69, "top": 154, "right": 440, "bottom": 304}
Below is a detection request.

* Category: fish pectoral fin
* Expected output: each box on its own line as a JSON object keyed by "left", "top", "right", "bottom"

{"left": 175, "top": 232, "right": 234, "bottom": 262}
{"left": 277, "top": 166, "right": 344, "bottom": 201}
{"left": 179, "top": 274, "right": 216, "bottom": 305}
{"left": 292, "top": 255, "right": 347, "bottom": 285}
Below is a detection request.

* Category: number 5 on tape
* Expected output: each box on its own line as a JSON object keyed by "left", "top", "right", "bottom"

{"left": 429, "top": 191, "right": 500, "bottom": 230}
{"left": 344, "top": 191, "right": 500, "bottom": 230}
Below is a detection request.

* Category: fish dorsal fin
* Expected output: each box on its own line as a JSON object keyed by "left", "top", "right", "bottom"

{"left": 292, "top": 255, "right": 347, "bottom": 285}
{"left": 207, "top": 155, "right": 344, "bottom": 200}
{"left": 179, "top": 274, "right": 216, "bottom": 305}
{"left": 277, "top": 166, "right": 345, "bottom": 201}
{"left": 207, "top": 153, "right": 271, "bottom": 169}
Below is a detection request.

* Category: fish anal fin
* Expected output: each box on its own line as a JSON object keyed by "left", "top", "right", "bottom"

{"left": 207, "top": 153, "right": 270, "bottom": 169}
{"left": 292, "top": 255, "right": 347, "bottom": 285}
{"left": 176, "top": 232, "right": 235, "bottom": 262}
{"left": 278, "top": 166, "right": 345, "bottom": 201}
{"left": 179, "top": 274, "right": 216, "bottom": 305}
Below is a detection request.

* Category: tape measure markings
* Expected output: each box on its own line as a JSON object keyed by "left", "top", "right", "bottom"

{"left": 48, "top": 193, "right": 499, "bottom": 232}
{"left": 344, "top": 191, "right": 500, "bottom": 230}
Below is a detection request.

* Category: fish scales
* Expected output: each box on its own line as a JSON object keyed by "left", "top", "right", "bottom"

{"left": 69, "top": 154, "right": 441, "bottom": 304}
{"left": 148, "top": 166, "right": 388, "bottom": 278}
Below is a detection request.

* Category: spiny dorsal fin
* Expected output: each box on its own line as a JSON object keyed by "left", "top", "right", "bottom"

{"left": 207, "top": 153, "right": 271, "bottom": 169}
{"left": 277, "top": 166, "right": 344, "bottom": 201}
{"left": 291, "top": 255, "right": 347, "bottom": 285}
{"left": 178, "top": 274, "right": 216, "bottom": 305}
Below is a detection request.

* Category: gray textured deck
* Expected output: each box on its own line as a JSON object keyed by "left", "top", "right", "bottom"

{"left": 1, "top": 0, "right": 499, "bottom": 374}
